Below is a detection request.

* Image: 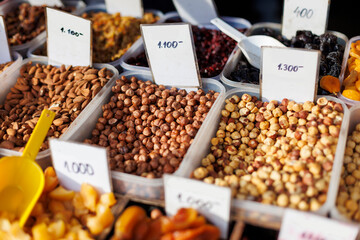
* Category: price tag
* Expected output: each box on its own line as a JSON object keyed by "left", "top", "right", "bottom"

{"left": 141, "top": 23, "right": 201, "bottom": 89}
{"left": 46, "top": 8, "right": 92, "bottom": 67}
{"left": 261, "top": 46, "right": 320, "bottom": 103}
{"left": 164, "top": 175, "right": 231, "bottom": 239}
{"left": 282, "top": 0, "right": 330, "bottom": 39}
{"left": 173, "top": 0, "right": 218, "bottom": 25}
{"left": 0, "top": 16, "right": 11, "bottom": 64}
{"left": 105, "top": 0, "right": 143, "bottom": 18}
{"left": 49, "top": 139, "right": 112, "bottom": 194}
{"left": 28, "top": 0, "right": 64, "bottom": 7}
{"left": 279, "top": 209, "right": 359, "bottom": 240}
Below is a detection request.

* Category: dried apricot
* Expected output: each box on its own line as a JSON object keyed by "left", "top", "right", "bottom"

{"left": 320, "top": 75, "right": 340, "bottom": 93}
{"left": 342, "top": 89, "right": 360, "bottom": 101}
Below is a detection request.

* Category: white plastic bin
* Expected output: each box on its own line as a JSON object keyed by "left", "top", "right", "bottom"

{"left": 67, "top": 70, "right": 226, "bottom": 199}
{"left": 331, "top": 104, "right": 360, "bottom": 230}
{"left": 337, "top": 36, "right": 360, "bottom": 107}
{"left": 0, "top": 51, "right": 22, "bottom": 83}
{"left": 0, "top": 56, "right": 119, "bottom": 168}
{"left": 220, "top": 22, "right": 349, "bottom": 90}
{"left": 119, "top": 12, "right": 252, "bottom": 80}
{"left": 179, "top": 87, "right": 349, "bottom": 227}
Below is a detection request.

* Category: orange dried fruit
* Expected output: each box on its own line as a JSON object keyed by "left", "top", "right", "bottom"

{"left": 49, "top": 186, "right": 75, "bottom": 201}
{"left": 112, "top": 205, "right": 147, "bottom": 240}
{"left": 356, "top": 80, "right": 360, "bottom": 92}
{"left": 319, "top": 75, "right": 340, "bottom": 93}
{"left": 342, "top": 89, "right": 360, "bottom": 101}
{"left": 343, "top": 70, "right": 358, "bottom": 88}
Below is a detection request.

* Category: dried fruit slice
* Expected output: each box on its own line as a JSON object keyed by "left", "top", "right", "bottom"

{"left": 320, "top": 75, "right": 340, "bottom": 93}
{"left": 342, "top": 89, "right": 360, "bottom": 101}
{"left": 49, "top": 186, "right": 75, "bottom": 201}
{"left": 343, "top": 70, "right": 358, "bottom": 88}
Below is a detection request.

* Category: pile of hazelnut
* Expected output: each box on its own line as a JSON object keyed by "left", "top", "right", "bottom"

{"left": 192, "top": 93, "right": 344, "bottom": 211}
{"left": 85, "top": 76, "right": 218, "bottom": 178}
{"left": 336, "top": 123, "right": 360, "bottom": 221}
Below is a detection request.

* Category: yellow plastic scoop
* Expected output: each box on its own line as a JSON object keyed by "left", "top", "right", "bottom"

{"left": 0, "top": 109, "right": 55, "bottom": 227}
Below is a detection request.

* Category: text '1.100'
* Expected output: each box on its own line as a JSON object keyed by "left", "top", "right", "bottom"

{"left": 278, "top": 63, "right": 304, "bottom": 72}
{"left": 177, "top": 193, "right": 219, "bottom": 211}
{"left": 64, "top": 161, "right": 94, "bottom": 175}
{"left": 158, "top": 41, "right": 183, "bottom": 49}
{"left": 293, "top": 7, "right": 314, "bottom": 19}
{"left": 60, "top": 27, "right": 83, "bottom": 37}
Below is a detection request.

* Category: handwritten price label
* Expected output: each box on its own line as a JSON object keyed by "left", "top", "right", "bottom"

{"left": 278, "top": 209, "right": 359, "bottom": 240}
{"left": 141, "top": 23, "right": 201, "bottom": 88}
{"left": 49, "top": 139, "right": 112, "bottom": 194}
{"left": 0, "top": 16, "right": 11, "bottom": 64}
{"left": 282, "top": 0, "right": 330, "bottom": 39}
{"left": 46, "top": 7, "right": 91, "bottom": 67}
{"left": 261, "top": 46, "right": 320, "bottom": 103}
{"left": 164, "top": 175, "right": 231, "bottom": 239}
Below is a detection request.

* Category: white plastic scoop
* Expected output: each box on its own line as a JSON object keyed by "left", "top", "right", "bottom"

{"left": 211, "top": 17, "right": 286, "bottom": 69}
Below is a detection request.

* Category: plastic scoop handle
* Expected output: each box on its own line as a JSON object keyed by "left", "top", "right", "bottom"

{"left": 22, "top": 109, "right": 55, "bottom": 160}
{"left": 210, "top": 17, "right": 246, "bottom": 43}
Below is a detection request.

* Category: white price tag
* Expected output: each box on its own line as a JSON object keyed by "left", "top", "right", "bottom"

{"left": 49, "top": 139, "right": 112, "bottom": 194}
{"left": 0, "top": 16, "right": 11, "bottom": 64}
{"left": 28, "top": 0, "right": 64, "bottom": 7}
{"left": 261, "top": 46, "right": 320, "bottom": 103}
{"left": 279, "top": 209, "right": 359, "bottom": 240}
{"left": 282, "top": 0, "right": 330, "bottom": 39}
{"left": 164, "top": 175, "right": 231, "bottom": 239}
{"left": 173, "top": 0, "right": 218, "bottom": 25}
{"left": 46, "top": 8, "right": 92, "bottom": 67}
{"left": 141, "top": 23, "right": 201, "bottom": 88}
{"left": 105, "top": 0, "right": 143, "bottom": 18}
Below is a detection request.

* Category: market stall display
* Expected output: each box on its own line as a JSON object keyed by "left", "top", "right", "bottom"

{"left": 77, "top": 71, "right": 225, "bottom": 199}
{"left": 111, "top": 206, "right": 220, "bottom": 240}
{"left": 0, "top": 0, "right": 86, "bottom": 55}
{"left": 221, "top": 23, "right": 348, "bottom": 93}
{"left": 27, "top": 3, "right": 163, "bottom": 67}
{"left": 0, "top": 167, "right": 118, "bottom": 239}
{"left": 2, "top": 0, "right": 360, "bottom": 239}
{"left": 120, "top": 12, "right": 251, "bottom": 79}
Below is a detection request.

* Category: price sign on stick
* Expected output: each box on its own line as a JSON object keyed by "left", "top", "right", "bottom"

{"left": 164, "top": 175, "right": 231, "bottom": 239}
{"left": 173, "top": 0, "right": 218, "bottom": 25}
{"left": 141, "top": 23, "right": 201, "bottom": 89}
{"left": 50, "top": 139, "right": 112, "bottom": 194}
{"left": 46, "top": 8, "right": 92, "bottom": 67}
{"left": 279, "top": 209, "right": 359, "bottom": 240}
{"left": 261, "top": 46, "right": 320, "bottom": 103}
{"left": 105, "top": 0, "right": 143, "bottom": 18}
{"left": 28, "top": 0, "right": 64, "bottom": 7}
{"left": 282, "top": 0, "right": 330, "bottom": 39}
{"left": 0, "top": 16, "right": 11, "bottom": 64}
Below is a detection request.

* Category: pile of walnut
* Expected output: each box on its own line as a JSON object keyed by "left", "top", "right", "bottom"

{"left": 192, "top": 94, "right": 344, "bottom": 211}
{"left": 0, "top": 167, "right": 116, "bottom": 239}
{"left": 336, "top": 123, "right": 360, "bottom": 220}
{"left": 85, "top": 76, "right": 218, "bottom": 178}
{"left": 111, "top": 206, "right": 219, "bottom": 240}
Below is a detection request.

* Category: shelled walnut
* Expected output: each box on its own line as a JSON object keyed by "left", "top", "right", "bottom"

{"left": 336, "top": 123, "right": 360, "bottom": 220}
{"left": 192, "top": 93, "right": 344, "bottom": 211}
{"left": 84, "top": 76, "right": 219, "bottom": 178}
